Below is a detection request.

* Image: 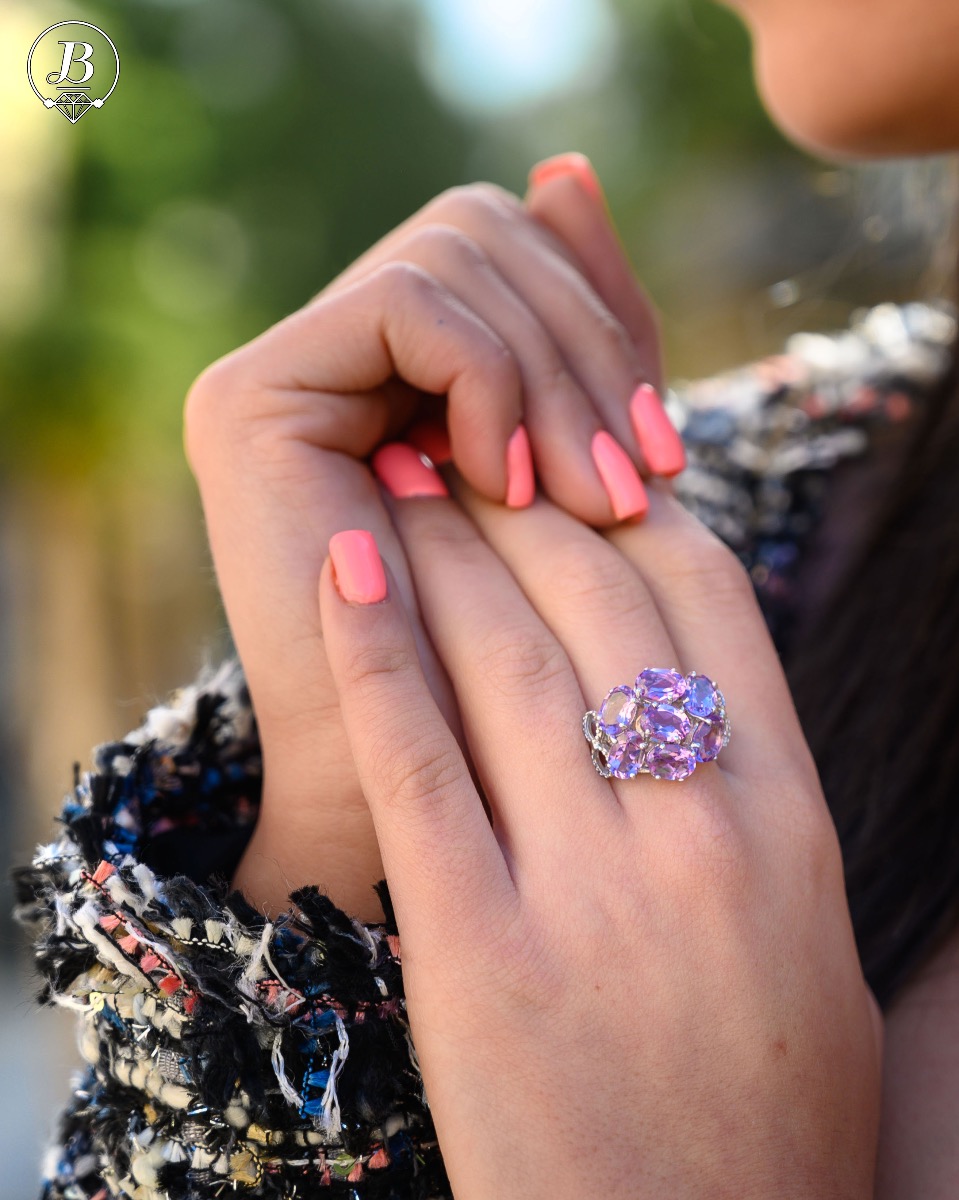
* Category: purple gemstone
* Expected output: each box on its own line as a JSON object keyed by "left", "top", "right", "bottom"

{"left": 684, "top": 674, "right": 718, "bottom": 719}
{"left": 646, "top": 744, "right": 697, "bottom": 782}
{"left": 636, "top": 668, "right": 686, "bottom": 704}
{"left": 607, "top": 731, "right": 646, "bottom": 779}
{"left": 640, "top": 704, "right": 690, "bottom": 744}
{"left": 691, "top": 717, "right": 724, "bottom": 762}
{"left": 599, "top": 686, "right": 638, "bottom": 737}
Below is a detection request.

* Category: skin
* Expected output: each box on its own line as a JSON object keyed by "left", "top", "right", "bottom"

{"left": 186, "top": 172, "right": 882, "bottom": 1194}
{"left": 182, "top": 0, "right": 959, "bottom": 1189}
{"left": 721, "top": 0, "right": 959, "bottom": 156}
{"left": 187, "top": 174, "right": 663, "bottom": 923}
{"left": 320, "top": 482, "right": 879, "bottom": 1200}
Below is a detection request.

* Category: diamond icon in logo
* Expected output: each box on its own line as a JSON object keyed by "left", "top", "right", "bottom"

{"left": 54, "top": 92, "right": 93, "bottom": 123}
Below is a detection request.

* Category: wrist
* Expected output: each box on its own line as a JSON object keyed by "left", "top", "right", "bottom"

{"left": 232, "top": 801, "right": 386, "bottom": 922}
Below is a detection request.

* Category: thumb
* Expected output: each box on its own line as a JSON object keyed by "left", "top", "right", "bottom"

{"left": 319, "top": 530, "right": 511, "bottom": 944}
{"left": 525, "top": 151, "right": 664, "bottom": 393}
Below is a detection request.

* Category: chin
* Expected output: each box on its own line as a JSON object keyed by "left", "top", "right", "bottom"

{"left": 750, "top": 35, "right": 959, "bottom": 161}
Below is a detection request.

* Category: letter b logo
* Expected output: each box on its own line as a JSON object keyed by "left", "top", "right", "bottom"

{"left": 27, "top": 22, "right": 120, "bottom": 123}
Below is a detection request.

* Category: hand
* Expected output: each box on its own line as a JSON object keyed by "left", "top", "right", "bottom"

{"left": 183, "top": 155, "right": 676, "bottom": 920}
{"left": 319, "top": 481, "right": 882, "bottom": 1198}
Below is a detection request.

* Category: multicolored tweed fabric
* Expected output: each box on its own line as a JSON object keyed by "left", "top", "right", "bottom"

{"left": 14, "top": 302, "right": 955, "bottom": 1199}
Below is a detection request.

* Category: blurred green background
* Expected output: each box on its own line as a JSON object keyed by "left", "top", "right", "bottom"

{"left": 0, "top": 0, "right": 949, "bottom": 1191}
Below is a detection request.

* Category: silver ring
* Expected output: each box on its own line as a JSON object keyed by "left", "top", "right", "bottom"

{"left": 583, "top": 667, "right": 730, "bottom": 782}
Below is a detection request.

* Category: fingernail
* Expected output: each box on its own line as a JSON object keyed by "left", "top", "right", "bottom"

{"left": 371, "top": 442, "right": 449, "bottom": 499}
{"left": 528, "top": 152, "right": 603, "bottom": 204}
{"left": 591, "top": 430, "right": 648, "bottom": 521}
{"left": 329, "top": 530, "right": 387, "bottom": 604}
{"left": 405, "top": 419, "right": 452, "bottom": 466}
{"left": 629, "top": 384, "right": 686, "bottom": 477}
{"left": 505, "top": 424, "right": 535, "bottom": 508}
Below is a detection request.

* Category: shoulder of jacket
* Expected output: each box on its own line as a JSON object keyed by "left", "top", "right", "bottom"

{"left": 668, "top": 301, "right": 955, "bottom": 551}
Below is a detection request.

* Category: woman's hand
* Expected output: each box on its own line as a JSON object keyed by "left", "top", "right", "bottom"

{"left": 183, "top": 155, "right": 677, "bottom": 920}
{"left": 319, "top": 481, "right": 881, "bottom": 1198}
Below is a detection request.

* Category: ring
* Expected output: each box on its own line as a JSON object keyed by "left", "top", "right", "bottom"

{"left": 583, "top": 667, "right": 730, "bottom": 782}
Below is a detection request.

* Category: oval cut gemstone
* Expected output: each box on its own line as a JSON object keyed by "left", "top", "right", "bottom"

{"left": 691, "top": 717, "right": 724, "bottom": 762}
{"left": 599, "top": 686, "right": 638, "bottom": 737}
{"left": 607, "top": 731, "right": 646, "bottom": 779}
{"left": 684, "top": 674, "right": 718, "bottom": 718}
{"left": 635, "top": 668, "right": 686, "bottom": 704}
{"left": 640, "top": 704, "right": 690, "bottom": 744}
{"left": 646, "top": 744, "right": 697, "bottom": 781}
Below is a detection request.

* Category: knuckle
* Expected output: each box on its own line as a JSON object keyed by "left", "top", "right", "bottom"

{"left": 551, "top": 540, "right": 652, "bottom": 623}
{"left": 367, "top": 727, "right": 463, "bottom": 815}
{"left": 182, "top": 354, "right": 248, "bottom": 469}
{"left": 469, "top": 180, "right": 524, "bottom": 216}
{"left": 664, "top": 535, "right": 756, "bottom": 615}
{"left": 376, "top": 258, "right": 518, "bottom": 380}
{"left": 408, "top": 510, "right": 484, "bottom": 571}
{"left": 784, "top": 794, "right": 845, "bottom": 893}
{"left": 341, "top": 639, "right": 414, "bottom": 696}
{"left": 426, "top": 181, "right": 522, "bottom": 229}
{"left": 403, "top": 223, "right": 492, "bottom": 272}
{"left": 376, "top": 258, "right": 445, "bottom": 304}
{"left": 527, "top": 343, "right": 581, "bottom": 401}
{"left": 477, "top": 626, "right": 569, "bottom": 701}
{"left": 663, "top": 799, "right": 753, "bottom": 903}
{"left": 584, "top": 302, "right": 635, "bottom": 362}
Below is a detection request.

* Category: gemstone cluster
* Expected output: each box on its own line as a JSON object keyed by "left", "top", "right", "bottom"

{"left": 583, "top": 667, "right": 730, "bottom": 782}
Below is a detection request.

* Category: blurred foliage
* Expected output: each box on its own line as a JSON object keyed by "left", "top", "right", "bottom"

{"left": 1, "top": 0, "right": 809, "bottom": 480}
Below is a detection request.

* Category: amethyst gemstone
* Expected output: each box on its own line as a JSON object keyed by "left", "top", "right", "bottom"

{"left": 599, "top": 686, "right": 639, "bottom": 737}
{"left": 640, "top": 704, "right": 690, "bottom": 744}
{"left": 691, "top": 717, "right": 724, "bottom": 762}
{"left": 684, "top": 674, "right": 718, "bottom": 719}
{"left": 635, "top": 667, "right": 686, "bottom": 704}
{"left": 646, "top": 744, "right": 697, "bottom": 782}
{"left": 607, "top": 731, "right": 646, "bottom": 779}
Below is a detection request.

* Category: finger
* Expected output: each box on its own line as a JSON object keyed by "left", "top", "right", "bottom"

{"left": 446, "top": 480, "right": 718, "bottom": 793}
{"left": 526, "top": 153, "right": 664, "bottom": 394}
{"left": 198, "top": 260, "right": 523, "bottom": 503}
{"left": 385, "top": 493, "right": 612, "bottom": 859}
{"left": 320, "top": 532, "right": 512, "bottom": 942}
{"left": 323, "top": 185, "right": 658, "bottom": 482}
{"left": 452, "top": 472, "right": 806, "bottom": 783}
{"left": 601, "top": 482, "right": 815, "bottom": 784}
{"left": 527, "top": 154, "right": 687, "bottom": 477}
{"left": 357, "top": 224, "right": 647, "bottom": 523}
{"left": 449, "top": 480, "right": 676, "bottom": 693}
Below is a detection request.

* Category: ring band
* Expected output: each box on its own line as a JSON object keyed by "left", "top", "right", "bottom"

{"left": 583, "top": 667, "right": 730, "bottom": 782}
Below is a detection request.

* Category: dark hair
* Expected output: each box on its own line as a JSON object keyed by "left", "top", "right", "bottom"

{"left": 785, "top": 334, "right": 959, "bottom": 1009}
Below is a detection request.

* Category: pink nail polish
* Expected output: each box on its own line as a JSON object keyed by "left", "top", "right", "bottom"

{"left": 527, "top": 152, "right": 603, "bottom": 204}
{"left": 405, "top": 420, "right": 452, "bottom": 466}
{"left": 591, "top": 431, "right": 648, "bottom": 521}
{"left": 505, "top": 424, "right": 535, "bottom": 508}
{"left": 629, "top": 384, "right": 686, "bottom": 477}
{"left": 371, "top": 443, "right": 449, "bottom": 499}
{"left": 329, "top": 530, "right": 387, "bottom": 604}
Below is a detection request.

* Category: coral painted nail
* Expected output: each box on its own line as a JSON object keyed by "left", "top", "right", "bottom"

{"left": 329, "top": 530, "right": 387, "bottom": 604}
{"left": 528, "top": 152, "right": 603, "bottom": 204}
{"left": 371, "top": 443, "right": 449, "bottom": 499}
{"left": 505, "top": 424, "right": 535, "bottom": 508}
{"left": 591, "top": 431, "right": 648, "bottom": 521}
{"left": 629, "top": 384, "right": 686, "bottom": 477}
{"left": 405, "top": 420, "right": 452, "bottom": 466}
